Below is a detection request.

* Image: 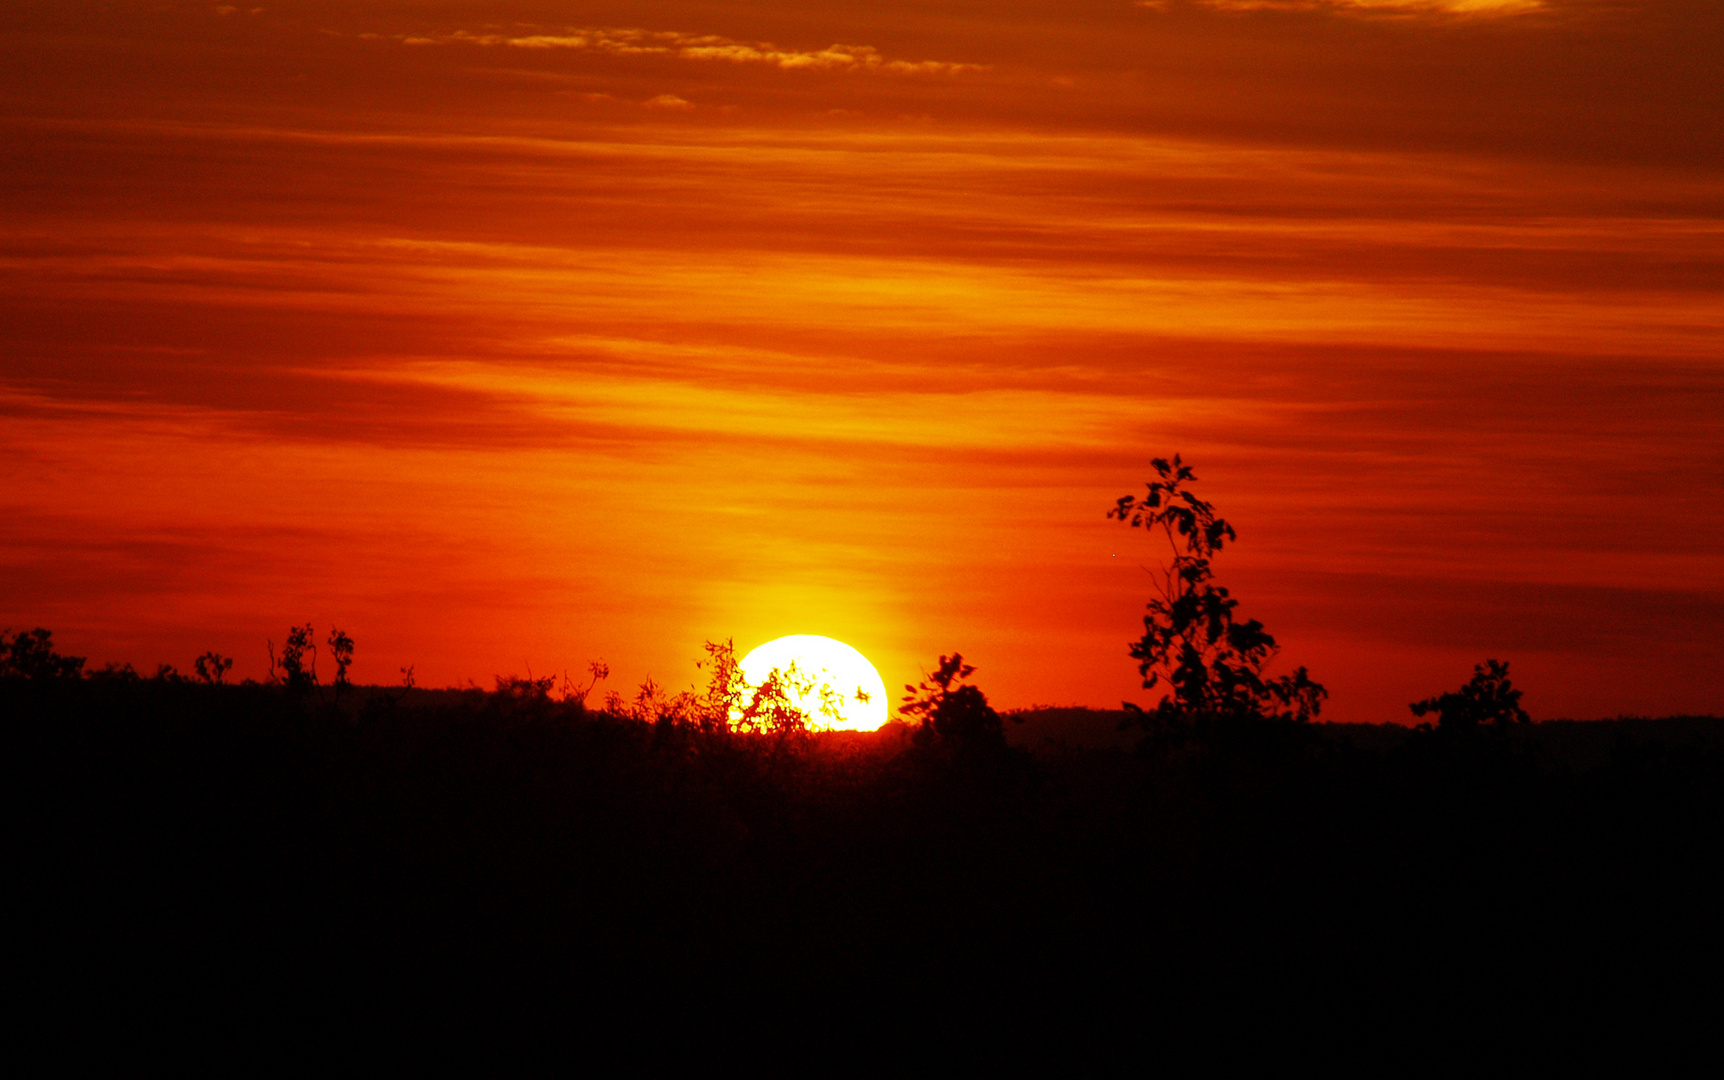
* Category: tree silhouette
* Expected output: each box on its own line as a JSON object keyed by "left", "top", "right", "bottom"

{"left": 326, "top": 627, "right": 355, "bottom": 707}
{"left": 899, "top": 653, "right": 1006, "bottom": 756}
{"left": 1109, "top": 456, "right": 1325, "bottom": 733}
{"left": 268, "top": 624, "right": 318, "bottom": 702}
{"left": 0, "top": 628, "right": 85, "bottom": 680}
{"left": 1410, "top": 659, "right": 1530, "bottom": 730}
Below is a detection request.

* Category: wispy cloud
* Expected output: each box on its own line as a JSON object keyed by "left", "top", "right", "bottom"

{"left": 1193, "top": 0, "right": 1541, "bottom": 14}
{"left": 398, "top": 26, "right": 986, "bottom": 75}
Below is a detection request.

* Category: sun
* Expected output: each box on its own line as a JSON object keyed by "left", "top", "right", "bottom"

{"left": 738, "top": 635, "right": 890, "bottom": 732}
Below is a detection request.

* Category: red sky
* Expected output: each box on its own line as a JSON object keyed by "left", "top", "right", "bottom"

{"left": 3, "top": 0, "right": 1720, "bottom": 719}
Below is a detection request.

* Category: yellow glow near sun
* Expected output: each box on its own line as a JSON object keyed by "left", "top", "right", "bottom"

{"left": 738, "top": 635, "right": 889, "bottom": 732}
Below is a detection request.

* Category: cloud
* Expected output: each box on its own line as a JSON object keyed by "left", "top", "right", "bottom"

{"left": 1197, "top": 0, "right": 1542, "bottom": 13}
{"left": 673, "top": 40, "right": 981, "bottom": 74}
{"left": 645, "top": 94, "right": 692, "bottom": 110}
{"left": 396, "top": 26, "right": 985, "bottom": 75}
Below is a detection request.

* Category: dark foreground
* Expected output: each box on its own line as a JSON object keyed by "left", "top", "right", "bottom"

{"left": 12, "top": 679, "right": 1724, "bottom": 1059}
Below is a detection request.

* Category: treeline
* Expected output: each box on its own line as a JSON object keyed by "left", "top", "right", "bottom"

{"left": 9, "top": 642, "right": 1723, "bottom": 1054}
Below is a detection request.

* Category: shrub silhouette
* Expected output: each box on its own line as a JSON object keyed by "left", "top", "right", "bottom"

{"left": 899, "top": 653, "right": 1007, "bottom": 757}
{"left": 0, "top": 628, "right": 86, "bottom": 680}
{"left": 194, "top": 651, "right": 233, "bottom": 685}
{"left": 327, "top": 627, "right": 355, "bottom": 705}
{"left": 268, "top": 623, "right": 318, "bottom": 701}
{"left": 1410, "top": 659, "right": 1530, "bottom": 730}
{"left": 1110, "top": 455, "right": 1325, "bottom": 736}
{"left": 496, "top": 673, "right": 558, "bottom": 700}
{"left": 684, "top": 637, "right": 834, "bottom": 742}
{"left": 562, "top": 660, "right": 610, "bottom": 708}
{"left": 689, "top": 637, "right": 746, "bottom": 733}
{"left": 88, "top": 661, "right": 141, "bottom": 682}
{"left": 264, "top": 624, "right": 359, "bottom": 707}
{"left": 597, "top": 641, "right": 738, "bottom": 730}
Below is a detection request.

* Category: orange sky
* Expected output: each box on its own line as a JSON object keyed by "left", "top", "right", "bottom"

{"left": 3, "top": 0, "right": 1720, "bottom": 719}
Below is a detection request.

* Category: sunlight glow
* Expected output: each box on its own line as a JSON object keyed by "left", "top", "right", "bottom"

{"left": 738, "top": 635, "right": 889, "bottom": 731}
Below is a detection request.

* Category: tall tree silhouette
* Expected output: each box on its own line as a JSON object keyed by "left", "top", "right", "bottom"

{"left": 1109, "top": 456, "right": 1325, "bottom": 732}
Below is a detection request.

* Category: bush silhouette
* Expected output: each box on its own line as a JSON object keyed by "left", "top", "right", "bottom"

{"left": 1110, "top": 455, "right": 1325, "bottom": 737}
{"left": 899, "top": 653, "right": 1008, "bottom": 757}
{"left": 194, "top": 651, "right": 233, "bottom": 685}
{"left": 0, "top": 628, "right": 86, "bottom": 680}
{"left": 562, "top": 660, "right": 610, "bottom": 708}
{"left": 327, "top": 627, "right": 355, "bottom": 705}
{"left": 268, "top": 623, "right": 319, "bottom": 701}
{"left": 262, "top": 624, "right": 361, "bottom": 708}
{"left": 495, "top": 673, "right": 558, "bottom": 700}
{"left": 1410, "top": 659, "right": 1530, "bottom": 730}
{"left": 683, "top": 637, "right": 835, "bottom": 741}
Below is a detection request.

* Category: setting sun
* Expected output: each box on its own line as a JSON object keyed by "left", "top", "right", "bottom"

{"left": 738, "top": 635, "right": 889, "bottom": 731}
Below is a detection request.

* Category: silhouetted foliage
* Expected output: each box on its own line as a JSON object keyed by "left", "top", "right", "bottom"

{"left": 0, "top": 627, "right": 86, "bottom": 680}
{"left": 269, "top": 623, "right": 318, "bottom": 701}
{"left": 88, "top": 661, "right": 141, "bottom": 683}
{"left": 495, "top": 673, "right": 558, "bottom": 700}
{"left": 605, "top": 672, "right": 685, "bottom": 726}
{"left": 899, "top": 652, "right": 1009, "bottom": 757}
{"left": 684, "top": 637, "right": 835, "bottom": 742}
{"left": 562, "top": 659, "right": 610, "bottom": 708}
{"left": 194, "top": 651, "right": 233, "bottom": 685}
{"left": 689, "top": 637, "right": 745, "bottom": 733}
{"left": 1411, "top": 659, "right": 1531, "bottom": 730}
{"left": 740, "top": 662, "right": 835, "bottom": 738}
{"left": 1110, "top": 455, "right": 1326, "bottom": 739}
{"left": 326, "top": 627, "right": 354, "bottom": 705}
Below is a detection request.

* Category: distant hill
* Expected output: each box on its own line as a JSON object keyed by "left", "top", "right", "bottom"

{"left": 1003, "top": 706, "right": 1724, "bottom": 759}
{"left": 1004, "top": 706, "right": 1140, "bottom": 751}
